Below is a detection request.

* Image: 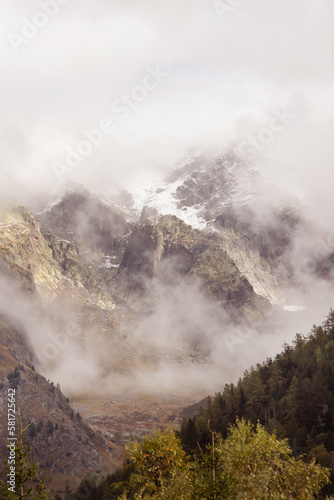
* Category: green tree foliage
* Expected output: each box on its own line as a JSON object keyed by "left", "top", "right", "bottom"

{"left": 46, "top": 420, "right": 54, "bottom": 435}
{"left": 180, "top": 309, "right": 334, "bottom": 495}
{"left": 124, "top": 429, "right": 194, "bottom": 499}
{"left": 7, "top": 367, "right": 20, "bottom": 389}
{"left": 69, "top": 310, "right": 334, "bottom": 499}
{"left": 28, "top": 423, "right": 36, "bottom": 439}
{"left": 214, "top": 419, "right": 329, "bottom": 499}
{"left": 0, "top": 410, "right": 49, "bottom": 500}
{"left": 72, "top": 424, "right": 330, "bottom": 500}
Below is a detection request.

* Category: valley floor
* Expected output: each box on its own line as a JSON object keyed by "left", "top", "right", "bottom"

{"left": 72, "top": 391, "right": 207, "bottom": 460}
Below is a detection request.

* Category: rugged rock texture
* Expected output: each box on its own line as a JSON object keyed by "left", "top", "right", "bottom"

{"left": 0, "top": 314, "right": 35, "bottom": 366}
{"left": 0, "top": 151, "right": 317, "bottom": 491}
{"left": 133, "top": 148, "right": 307, "bottom": 307}
{"left": 38, "top": 186, "right": 132, "bottom": 258}
{"left": 0, "top": 204, "right": 62, "bottom": 300}
{"left": 119, "top": 211, "right": 270, "bottom": 323}
{"left": 36, "top": 187, "right": 135, "bottom": 308}
{"left": 171, "top": 149, "right": 252, "bottom": 215}
{"left": 0, "top": 201, "right": 130, "bottom": 489}
{"left": 211, "top": 206, "right": 299, "bottom": 305}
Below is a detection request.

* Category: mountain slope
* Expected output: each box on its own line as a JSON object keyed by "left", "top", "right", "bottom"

{"left": 180, "top": 309, "right": 334, "bottom": 477}
{"left": 118, "top": 210, "right": 270, "bottom": 324}
{"left": 1, "top": 148, "right": 333, "bottom": 492}
{"left": 128, "top": 148, "right": 308, "bottom": 306}
{"left": 0, "top": 314, "right": 120, "bottom": 490}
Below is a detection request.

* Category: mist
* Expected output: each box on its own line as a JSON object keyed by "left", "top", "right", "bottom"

{"left": 1, "top": 1, "right": 334, "bottom": 203}
{"left": 1, "top": 1, "right": 334, "bottom": 400}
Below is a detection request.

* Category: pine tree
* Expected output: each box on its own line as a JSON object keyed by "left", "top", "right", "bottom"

{"left": 0, "top": 409, "right": 49, "bottom": 500}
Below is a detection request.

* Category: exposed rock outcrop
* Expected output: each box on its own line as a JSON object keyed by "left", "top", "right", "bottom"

{"left": 119, "top": 211, "right": 270, "bottom": 323}
{"left": 0, "top": 203, "right": 62, "bottom": 300}
{"left": 38, "top": 186, "right": 132, "bottom": 257}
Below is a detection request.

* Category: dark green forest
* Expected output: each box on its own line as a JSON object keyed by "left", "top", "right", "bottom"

{"left": 63, "top": 310, "right": 334, "bottom": 499}
{"left": 4, "top": 311, "right": 334, "bottom": 499}
{"left": 179, "top": 309, "right": 334, "bottom": 497}
{"left": 181, "top": 310, "right": 334, "bottom": 456}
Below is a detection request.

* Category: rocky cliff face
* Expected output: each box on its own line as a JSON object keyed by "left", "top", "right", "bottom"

{"left": 0, "top": 314, "right": 35, "bottom": 366}
{"left": 119, "top": 211, "right": 270, "bottom": 324}
{"left": 36, "top": 187, "right": 134, "bottom": 309}
{"left": 0, "top": 149, "right": 329, "bottom": 491}
{"left": 130, "top": 148, "right": 307, "bottom": 307}
{"left": 0, "top": 204, "right": 62, "bottom": 300}
{"left": 211, "top": 206, "right": 299, "bottom": 305}
{"left": 0, "top": 200, "right": 128, "bottom": 489}
{"left": 38, "top": 186, "right": 131, "bottom": 257}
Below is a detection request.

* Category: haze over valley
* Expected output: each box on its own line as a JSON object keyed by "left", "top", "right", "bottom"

{"left": 1, "top": 0, "right": 334, "bottom": 494}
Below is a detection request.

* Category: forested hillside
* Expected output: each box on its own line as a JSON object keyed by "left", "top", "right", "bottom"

{"left": 64, "top": 421, "right": 330, "bottom": 499}
{"left": 63, "top": 310, "right": 334, "bottom": 499}
{"left": 180, "top": 309, "right": 334, "bottom": 496}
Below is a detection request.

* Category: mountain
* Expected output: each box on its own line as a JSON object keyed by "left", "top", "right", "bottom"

{"left": 0, "top": 148, "right": 333, "bottom": 490}
{"left": 127, "top": 148, "right": 309, "bottom": 306}
{"left": 0, "top": 314, "right": 120, "bottom": 492}
{"left": 0, "top": 199, "right": 127, "bottom": 489}
{"left": 117, "top": 210, "right": 270, "bottom": 325}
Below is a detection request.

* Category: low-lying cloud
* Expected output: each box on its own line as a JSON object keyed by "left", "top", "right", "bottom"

{"left": 1, "top": 0, "right": 334, "bottom": 400}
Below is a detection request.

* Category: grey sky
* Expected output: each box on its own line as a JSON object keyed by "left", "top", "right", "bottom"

{"left": 1, "top": 0, "right": 334, "bottom": 201}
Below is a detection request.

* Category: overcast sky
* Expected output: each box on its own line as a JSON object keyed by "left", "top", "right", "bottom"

{"left": 1, "top": 0, "right": 334, "bottom": 204}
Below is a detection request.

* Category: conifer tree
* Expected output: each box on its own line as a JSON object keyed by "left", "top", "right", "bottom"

{"left": 1, "top": 409, "right": 49, "bottom": 500}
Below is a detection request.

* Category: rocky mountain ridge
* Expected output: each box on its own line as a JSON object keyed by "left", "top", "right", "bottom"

{"left": 1, "top": 148, "right": 333, "bottom": 489}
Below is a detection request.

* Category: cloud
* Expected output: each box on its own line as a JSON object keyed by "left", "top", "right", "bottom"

{"left": 0, "top": 0, "right": 333, "bottom": 202}
{"left": 1, "top": 0, "right": 334, "bottom": 398}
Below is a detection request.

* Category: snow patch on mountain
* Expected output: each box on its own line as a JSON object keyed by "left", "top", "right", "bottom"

{"left": 132, "top": 179, "right": 208, "bottom": 230}
{"left": 127, "top": 149, "right": 309, "bottom": 230}
{"left": 283, "top": 305, "right": 306, "bottom": 312}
